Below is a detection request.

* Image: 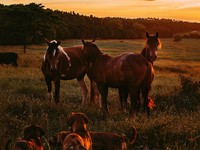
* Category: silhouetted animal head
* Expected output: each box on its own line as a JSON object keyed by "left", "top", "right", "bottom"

{"left": 67, "top": 112, "right": 90, "bottom": 133}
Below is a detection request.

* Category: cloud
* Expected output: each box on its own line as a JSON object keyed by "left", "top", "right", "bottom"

{"left": 177, "top": 2, "right": 200, "bottom": 9}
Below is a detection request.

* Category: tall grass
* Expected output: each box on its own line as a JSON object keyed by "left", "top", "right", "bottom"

{"left": 0, "top": 39, "right": 200, "bottom": 149}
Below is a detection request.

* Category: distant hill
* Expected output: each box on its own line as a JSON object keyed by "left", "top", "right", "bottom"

{"left": 1, "top": 3, "right": 200, "bottom": 45}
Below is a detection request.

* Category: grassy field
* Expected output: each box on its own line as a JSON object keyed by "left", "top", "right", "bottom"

{"left": 0, "top": 38, "right": 200, "bottom": 149}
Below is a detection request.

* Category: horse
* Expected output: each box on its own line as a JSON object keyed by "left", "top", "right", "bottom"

{"left": 118, "top": 32, "right": 161, "bottom": 114}
{"left": 141, "top": 32, "right": 161, "bottom": 65}
{"left": 41, "top": 39, "right": 89, "bottom": 107}
{"left": 82, "top": 39, "right": 154, "bottom": 116}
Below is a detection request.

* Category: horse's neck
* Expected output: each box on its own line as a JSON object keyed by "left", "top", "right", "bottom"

{"left": 141, "top": 48, "right": 153, "bottom": 65}
{"left": 89, "top": 49, "right": 103, "bottom": 63}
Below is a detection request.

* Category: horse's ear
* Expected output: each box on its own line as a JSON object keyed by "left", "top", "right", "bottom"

{"left": 44, "top": 38, "right": 50, "bottom": 44}
{"left": 80, "top": 113, "right": 90, "bottom": 124}
{"left": 82, "top": 39, "right": 86, "bottom": 45}
{"left": 156, "top": 32, "right": 159, "bottom": 38}
{"left": 146, "top": 32, "right": 149, "bottom": 38}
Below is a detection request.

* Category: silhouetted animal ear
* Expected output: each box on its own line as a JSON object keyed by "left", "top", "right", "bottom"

{"left": 146, "top": 32, "right": 149, "bottom": 38}
{"left": 67, "top": 112, "right": 76, "bottom": 127}
{"left": 67, "top": 112, "right": 90, "bottom": 127}
{"left": 156, "top": 32, "right": 159, "bottom": 38}
{"left": 82, "top": 39, "right": 86, "bottom": 45}
{"left": 80, "top": 113, "right": 90, "bottom": 124}
{"left": 92, "top": 39, "right": 95, "bottom": 43}
{"left": 37, "top": 126, "right": 45, "bottom": 137}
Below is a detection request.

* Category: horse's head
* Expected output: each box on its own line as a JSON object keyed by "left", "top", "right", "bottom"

{"left": 82, "top": 39, "right": 101, "bottom": 62}
{"left": 142, "top": 32, "right": 161, "bottom": 64}
{"left": 44, "top": 39, "right": 61, "bottom": 73}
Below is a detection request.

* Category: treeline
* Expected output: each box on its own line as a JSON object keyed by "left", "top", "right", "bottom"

{"left": 1, "top": 3, "right": 200, "bottom": 46}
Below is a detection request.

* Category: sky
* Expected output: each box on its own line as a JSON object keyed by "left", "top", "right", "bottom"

{"left": 2, "top": 0, "right": 200, "bottom": 22}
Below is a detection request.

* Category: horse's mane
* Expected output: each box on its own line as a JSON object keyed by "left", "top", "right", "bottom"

{"left": 57, "top": 45, "right": 71, "bottom": 67}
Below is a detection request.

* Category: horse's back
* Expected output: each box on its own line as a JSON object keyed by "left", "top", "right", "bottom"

{"left": 63, "top": 46, "right": 85, "bottom": 66}
{"left": 61, "top": 46, "right": 86, "bottom": 80}
{"left": 116, "top": 52, "right": 150, "bottom": 86}
{"left": 91, "top": 52, "right": 150, "bottom": 87}
{"left": 63, "top": 46, "right": 83, "bottom": 58}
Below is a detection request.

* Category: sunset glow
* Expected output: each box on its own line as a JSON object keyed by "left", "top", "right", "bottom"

{"left": 2, "top": 0, "right": 200, "bottom": 22}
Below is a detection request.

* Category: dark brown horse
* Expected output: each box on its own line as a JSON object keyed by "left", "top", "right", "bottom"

{"left": 141, "top": 32, "right": 161, "bottom": 65}
{"left": 118, "top": 32, "right": 161, "bottom": 114}
{"left": 82, "top": 39, "right": 154, "bottom": 116}
{"left": 42, "top": 39, "right": 89, "bottom": 106}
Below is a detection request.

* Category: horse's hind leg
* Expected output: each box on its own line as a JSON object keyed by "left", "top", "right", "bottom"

{"left": 54, "top": 78, "right": 60, "bottom": 104}
{"left": 97, "top": 85, "right": 109, "bottom": 117}
{"left": 77, "top": 78, "right": 88, "bottom": 107}
{"left": 90, "top": 80, "right": 101, "bottom": 108}
{"left": 129, "top": 89, "right": 139, "bottom": 116}
{"left": 118, "top": 87, "right": 128, "bottom": 111}
{"left": 137, "top": 90, "right": 141, "bottom": 112}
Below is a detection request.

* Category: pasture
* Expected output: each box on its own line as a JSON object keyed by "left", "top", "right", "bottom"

{"left": 0, "top": 39, "right": 200, "bottom": 149}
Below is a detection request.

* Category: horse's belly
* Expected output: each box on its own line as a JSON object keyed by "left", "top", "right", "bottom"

{"left": 60, "top": 68, "right": 85, "bottom": 80}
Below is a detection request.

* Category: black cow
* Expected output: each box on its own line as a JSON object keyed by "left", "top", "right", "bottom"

{"left": 0, "top": 52, "right": 18, "bottom": 66}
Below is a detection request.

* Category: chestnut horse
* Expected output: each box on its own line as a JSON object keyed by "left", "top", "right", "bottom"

{"left": 82, "top": 39, "right": 154, "bottom": 116}
{"left": 118, "top": 32, "right": 161, "bottom": 114}
{"left": 141, "top": 32, "right": 161, "bottom": 65}
{"left": 42, "top": 39, "right": 89, "bottom": 106}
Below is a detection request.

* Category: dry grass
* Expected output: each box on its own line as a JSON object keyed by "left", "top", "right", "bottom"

{"left": 0, "top": 39, "right": 200, "bottom": 149}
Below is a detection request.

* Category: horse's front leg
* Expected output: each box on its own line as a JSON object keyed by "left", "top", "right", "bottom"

{"left": 97, "top": 85, "right": 109, "bottom": 117}
{"left": 45, "top": 76, "right": 53, "bottom": 107}
{"left": 54, "top": 77, "right": 60, "bottom": 104}
{"left": 77, "top": 78, "right": 88, "bottom": 107}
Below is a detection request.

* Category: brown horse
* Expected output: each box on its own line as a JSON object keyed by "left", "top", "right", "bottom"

{"left": 118, "top": 32, "right": 161, "bottom": 114}
{"left": 82, "top": 39, "right": 154, "bottom": 116}
{"left": 141, "top": 32, "right": 161, "bottom": 65}
{"left": 41, "top": 39, "right": 89, "bottom": 106}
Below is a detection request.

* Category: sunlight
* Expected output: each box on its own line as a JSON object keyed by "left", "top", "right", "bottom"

{"left": 2, "top": 0, "right": 200, "bottom": 22}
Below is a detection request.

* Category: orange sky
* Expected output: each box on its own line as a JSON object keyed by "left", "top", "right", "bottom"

{"left": 2, "top": 0, "right": 200, "bottom": 22}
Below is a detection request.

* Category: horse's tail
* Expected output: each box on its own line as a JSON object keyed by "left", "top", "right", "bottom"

{"left": 142, "top": 61, "right": 154, "bottom": 91}
{"left": 141, "top": 61, "right": 155, "bottom": 111}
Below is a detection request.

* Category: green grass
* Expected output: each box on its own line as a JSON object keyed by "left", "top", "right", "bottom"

{"left": 0, "top": 39, "right": 200, "bottom": 149}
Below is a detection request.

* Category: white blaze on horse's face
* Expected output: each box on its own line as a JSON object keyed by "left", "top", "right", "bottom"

{"left": 146, "top": 35, "right": 161, "bottom": 62}
{"left": 46, "top": 40, "right": 60, "bottom": 72}
{"left": 45, "top": 40, "right": 71, "bottom": 73}
{"left": 149, "top": 46, "right": 158, "bottom": 61}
